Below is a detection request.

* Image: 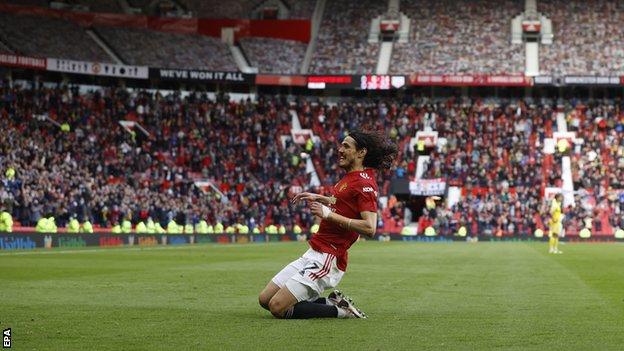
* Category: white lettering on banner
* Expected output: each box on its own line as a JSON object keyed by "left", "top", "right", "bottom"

{"left": 564, "top": 76, "right": 620, "bottom": 85}
{"left": 160, "top": 69, "right": 188, "bottom": 79}
{"left": 409, "top": 178, "right": 447, "bottom": 196}
{"left": 0, "top": 54, "right": 46, "bottom": 69}
{"left": 162, "top": 69, "right": 246, "bottom": 82}
{"left": 47, "top": 58, "right": 148, "bottom": 79}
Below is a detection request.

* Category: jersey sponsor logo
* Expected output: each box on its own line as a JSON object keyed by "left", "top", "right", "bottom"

{"left": 359, "top": 172, "right": 371, "bottom": 179}
{"left": 362, "top": 186, "right": 378, "bottom": 198}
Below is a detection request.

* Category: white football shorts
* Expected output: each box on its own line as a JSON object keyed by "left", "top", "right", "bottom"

{"left": 271, "top": 248, "right": 345, "bottom": 302}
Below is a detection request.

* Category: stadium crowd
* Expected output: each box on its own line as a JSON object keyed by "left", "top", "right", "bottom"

{"left": 0, "top": 82, "right": 622, "bottom": 236}
{"left": 309, "top": 0, "right": 383, "bottom": 74}
{"left": 0, "top": 13, "right": 111, "bottom": 62}
{"left": 567, "top": 103, "right": 624, "bottom": 232}
{"left": 420, "top": 99, "right": 624, "bottom": 237}
{"left": 95, "top": 27, "right": 238, "bottom": 71}
{"left": 0, "top": 84, "right": 315, "bottom": 232}
{"left": 539, "top": 0, "right": 624, "bottom": 76}
{"left": 240, "top": 38, "right": 306, "bottom": 74}
{"left": 390, "top": 0, "right": 524, "bottom": 75}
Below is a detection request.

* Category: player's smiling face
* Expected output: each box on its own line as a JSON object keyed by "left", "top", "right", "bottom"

{"left": 338, "top": 136, "right": 364, "bottom": 171}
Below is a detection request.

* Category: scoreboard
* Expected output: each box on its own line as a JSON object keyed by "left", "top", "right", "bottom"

{"left": 360, "top": 75, "right": 406, "bottom": 90}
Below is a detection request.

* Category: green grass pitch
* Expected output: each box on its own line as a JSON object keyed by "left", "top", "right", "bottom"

{"left": 1, "top": 241, "right": 623, "bottom": 350}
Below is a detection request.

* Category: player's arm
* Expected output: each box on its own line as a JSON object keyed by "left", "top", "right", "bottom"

{"left": 291, "top": 192, "right": 333, "bottom": 205}
{"left": 309, "top": 202, "right": 377, "bottom": 238}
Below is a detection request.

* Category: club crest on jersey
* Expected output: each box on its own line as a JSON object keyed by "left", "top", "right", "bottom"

{"left": 336, "top": 182, "right": 348, "bottom": 193}
{"left": 359, "top": 172, "right": 371, "bottom": 179}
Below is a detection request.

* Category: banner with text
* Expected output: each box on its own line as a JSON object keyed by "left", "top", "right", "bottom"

{"left": 0, "top": 53, "right": 46, "bottom": 70}
{"left": 408, "top": 74, "right": 532, "bottom": 87}
{"left": 47, "top": 58, "right": 149, "bottom": 79}
{"left": 409, "top": 178, "right": 447, "bottom": 196}
{"left": 563, "top": 76, "right": 621, "bottom": 85}
{"left": 151, "top": 68, "right": 253, "bottom": 83}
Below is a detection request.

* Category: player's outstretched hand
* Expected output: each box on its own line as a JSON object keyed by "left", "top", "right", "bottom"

{"left": 292, "top": 192, "right": 324, "bottom": 204}
{"left": 309, "top": 201, "right": 328, "bottom": 218}
{"left": 309, "top": 201, "right": 321, "bottom": 217}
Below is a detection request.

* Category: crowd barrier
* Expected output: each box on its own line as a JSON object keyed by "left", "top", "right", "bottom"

{"left": 0, "top": 233, "right": 621, "bottom": 251}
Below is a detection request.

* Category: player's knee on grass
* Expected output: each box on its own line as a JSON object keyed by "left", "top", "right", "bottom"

{"left": 268, "top": 297, "right": 289, "bottom": 318}
{"left": 258, "top": 292, "right": 271, "bottom": 310}
{"left": 268, "top": 290, "right": 299, "bottom": 319}
{"left": 259, "top": 282, "right": 281, "bottom": 310}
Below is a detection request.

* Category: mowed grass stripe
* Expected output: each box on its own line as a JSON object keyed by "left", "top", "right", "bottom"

{"left": 1, "top": 242, "right": 623, "bottom": 350}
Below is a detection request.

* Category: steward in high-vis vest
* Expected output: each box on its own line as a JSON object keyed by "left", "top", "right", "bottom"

{"left": 310, "top": 223, "right": 320, "bottom": 235}
{"left": 36, "top": 218, "right": 48, "bottom": 233}
{"left": 47, "top": 217, "right": 57, "bottom": 233}
{"left": 293, "top": 224, "right": 302, "bottom": 235}
{"left": 0, "top": 211, "right": 13, "bottom": 232}
{"left": 214, "top": 222, "right": 224, "bottom": 234}
{"left": 81, "top": 220, "right": 94, "bottom": 233}
{"left": 456, "top": 226, "right": 467, "bottom": 237}
{"left": 122, "top": 218, "right": 132, "bottom": 233}
{"left": 135, "top": 221, "right": 147, "bottom": 233}
{"left": 579, "top": 228, "right": 591, "bottom": 239}
{"left": 424, "top": 226, "right": 436, "bottom": 236}
{"left": 238, "top": 224, "right": 249, "bottom": 234}
{"left": 146, "top": 218, "right": 156, "bottom": 234}
{"left": 155, "top": 223, "right": 166, "bottom": 234}
{"left": 196, "top": 220, "right": 208, "bottom": 234}
{"left": 111, "top": 223, "right": 122, "bottom": 234}
{"left": 67, "top": 218, "right": 80, "bottom": 233}
{"left": 167, "top": 220, "right": 179, "bottom": 234}
{"left": 184, "top": 223, "right": 194, "bottom": 234}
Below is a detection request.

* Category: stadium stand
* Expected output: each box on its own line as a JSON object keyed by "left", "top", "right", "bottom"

{"left": 240, "top": 38, "right": 306, "bottom": 74}
{"left": 309, "top": 0, "right": 384, "bottom": 74}
{"left": 539, "top": 0, "right": 624, "bottom": 76}
{"left": 0, "top": 85, "right": 315, "bottom": 232}
{"left": 427, "top": 99, "right": 547, "bottom": 237}
{"left": 391, "top": 0, "right": 524, "bottom": 75}
{"left": 95, "top": 26, "right": 238, "bottom": 71}
{"left": 568, "top": 103, "right": 624, "bottom": 232}
{"left": 0, "top": 13, "right": 111, "bottom": 62}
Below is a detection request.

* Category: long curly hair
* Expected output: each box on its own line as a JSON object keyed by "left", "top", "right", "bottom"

{"left": 347, "top": 130, "right": 398, "bottom": 170}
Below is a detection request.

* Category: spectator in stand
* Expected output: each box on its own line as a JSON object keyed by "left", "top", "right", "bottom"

{"left": 539, "top": 0, "right": 624, "bottom": 76}
{"left": 309, "top": 0, "right": 384, "bottom": 74}
{"left": 391, "top": 0, "right": 524, "bottom": 75}
{"left": 240, "top": 38, "right": 306, "bottom": 74}
{"left": 0, "top": 13, "right": 111, "bottom": 62}
{"left": 95, "top": 27, "right": 238, "bottom": 71}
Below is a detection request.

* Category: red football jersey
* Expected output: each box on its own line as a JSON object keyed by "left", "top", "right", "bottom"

{"left": 309, "top": 168, "right": 378, "bottom": 271}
